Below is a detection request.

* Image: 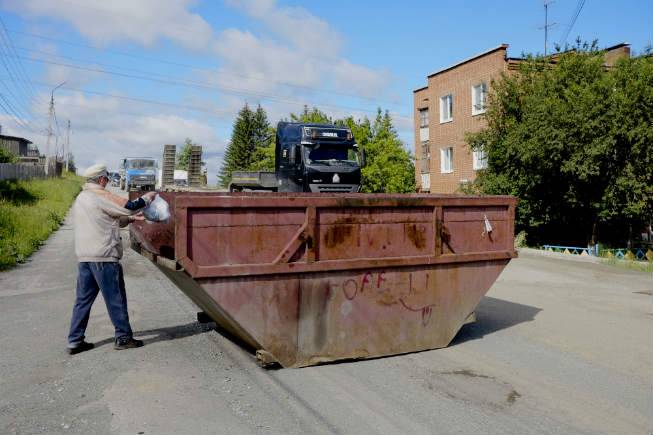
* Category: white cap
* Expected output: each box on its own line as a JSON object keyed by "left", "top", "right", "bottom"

{"left": 83, "top": 164, "right": 108, "bottom": 179}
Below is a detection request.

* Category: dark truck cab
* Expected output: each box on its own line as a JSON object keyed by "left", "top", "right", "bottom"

{"left": 230, "top": 122, "right": 364, "bottom": 193}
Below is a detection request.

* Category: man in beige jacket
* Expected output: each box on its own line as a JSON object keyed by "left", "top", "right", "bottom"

{"left": 67, "top": 164, "right": 155, "bottom": 354}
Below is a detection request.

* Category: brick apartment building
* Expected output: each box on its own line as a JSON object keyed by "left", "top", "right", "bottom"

{"left": 413, "top": 43, "right": 631, "bottom": 193}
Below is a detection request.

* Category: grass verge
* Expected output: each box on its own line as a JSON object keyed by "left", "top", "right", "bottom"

{"left": 0, "top": 173, "right": 83, "bottom": 270}
{"left": 600, "top": 257, "right": 653, "bottom": 273}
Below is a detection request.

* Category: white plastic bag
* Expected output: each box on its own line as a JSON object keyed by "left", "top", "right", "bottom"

{"left": 143, "top": 194, "right": 170, "bottom": 223}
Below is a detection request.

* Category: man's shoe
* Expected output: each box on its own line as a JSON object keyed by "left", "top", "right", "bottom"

{"left": 67, "top": 341, "right": 94, "bottom": 355}
{"left": 114, "top": 337, "right": 144, "bottom": 350}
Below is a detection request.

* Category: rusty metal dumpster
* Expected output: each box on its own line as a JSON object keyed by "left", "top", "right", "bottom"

{"left": 129, "top": 192, "right": 517, "bottom": 368}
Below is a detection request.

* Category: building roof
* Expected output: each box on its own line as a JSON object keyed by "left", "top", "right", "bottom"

{"left": 413, "top": 42, "right": 631, "bottom": 93}
{"left": 427, "top": 44, "right": 509, "bottom": 79}
{"left": 604, "top": 42, "right": 630, "bottom": 51}
{"left": 413, "top": 44, "right": 509, "bottom": 93}
{"left": 0, "top": 134, "right": 32, "bottom": 145}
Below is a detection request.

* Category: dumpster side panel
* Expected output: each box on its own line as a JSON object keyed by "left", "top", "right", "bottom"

{"left": 317, "top": 207, "right": 434, "bottom": 260}
{"left": 295, "top": 261, "right": 507, "bottom": 366}
{"left": 188, "top": 260, "right": 506, "bottom": 368}
{"left": 198, "top": 275, "right": 301, "bottom": 367}
{"left": 442, "top": 205, "right": 512, "bottom": 254}
{"left": 188, "top": 208, "right": 306, "bottom": 266}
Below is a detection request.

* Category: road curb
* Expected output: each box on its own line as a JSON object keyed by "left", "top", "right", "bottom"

{"left": 518, "top": 247, "right": 602, "bottom": 264}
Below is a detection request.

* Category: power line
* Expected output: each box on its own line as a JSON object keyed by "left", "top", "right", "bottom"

{"left": 0, "top": 93, "right": 43, "bottom": 134}
{"left": 3, "top": 76, "right": 252, "bottom": 119}
{"left": 2, "top": 76, "right": 412, "bottom": 126}
{"left": 558, "top": 0, "right": 587, "bottom": 47}
{"left": 0, "top": 17, "right": 46, "bottom": 106}
{"left": 11, "top": 54, "right": 410, "bottom": 120}
{"left": 0, "top": 36, "right": 49, "bottom": 132}
{"left": 0, "top": 72, "right": 47, "bottom": 133}
{"left": 0, "top": 24, "right": 49, "bottom": 129}
{"left": 6, "top": 28, "right": 400, "bottom": 106}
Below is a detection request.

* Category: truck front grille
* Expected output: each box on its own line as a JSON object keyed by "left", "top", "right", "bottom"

{"left": 310, "top": 184, "right": 359, "bottom": 193}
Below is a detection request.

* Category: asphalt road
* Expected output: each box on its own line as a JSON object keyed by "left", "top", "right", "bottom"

{"left": 1, "top": 202, "right": 651, "bottom": 434}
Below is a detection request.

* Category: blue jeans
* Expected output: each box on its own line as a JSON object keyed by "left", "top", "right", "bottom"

{"left": 68, "top": 262, "right": 133, "bottom": 347}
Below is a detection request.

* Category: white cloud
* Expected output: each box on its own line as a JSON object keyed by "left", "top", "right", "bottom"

{"left": 2, "top": 92, "right": 227, "bottom": 181}
{"left": 211, "top": 28, "right": 391, "bottom": 102}
{"left": 2, "top": 0, "right": 213, "bottom": 50}
{"left": 225, "top": 0, "right": 343, "bottom": 54}
{"left": 212, "top": 29, "right": 324, "bottom": 95}
{"left": 216, "top": 1, "right": 391, "bottom": 101}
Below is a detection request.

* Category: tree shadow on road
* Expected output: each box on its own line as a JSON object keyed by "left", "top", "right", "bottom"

{"left": 450, "top": 296, "right": 542, "bottom": 346}
{"left": 93, "top": 322, "right": 213, "bottom": 348}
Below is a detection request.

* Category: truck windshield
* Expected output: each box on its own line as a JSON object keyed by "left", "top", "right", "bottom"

{"left": 304, "top": 145, "right": 359, "bottom": 166}
{"left": 127, "top": 159, "right": 155, "bottom": 169}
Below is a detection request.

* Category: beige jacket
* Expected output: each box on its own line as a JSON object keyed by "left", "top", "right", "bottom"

{"left": 73, "top": 183, "right": 137, "bottom": 262}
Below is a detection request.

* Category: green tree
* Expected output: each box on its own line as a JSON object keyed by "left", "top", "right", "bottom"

{"left": 247, "top": 106, "right": 274, "bottom": 171}
{"left": 290, "top": 105, "right": 334, "bottom": 124}
{"left": 0, "top": 147, "right": 18, "bottom": 163}
{"left": 176, "top": 138, "right": 195, "bottom": 170}
{"left": 467, "top": 43, "right": 652, "bottom": 246}
{"left": 359, "top": 110, "right": 415, "bottom": 193}
{"left": 218, "top": 104, "right": 272, "bottom": 186}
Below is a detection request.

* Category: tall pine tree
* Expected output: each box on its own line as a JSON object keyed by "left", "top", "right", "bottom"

{"left": 218, "top": 104, "right": 272, "bottom": 186}
{"left": 360, "top": 109, "right": 415, "bottom": 193}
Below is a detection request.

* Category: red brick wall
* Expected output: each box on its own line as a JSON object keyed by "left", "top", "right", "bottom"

{"left": 413, "top": 44, "right": 630, "bottom": 193}
{"left": 414, "top": 47, "right": 508, "bottom": 193}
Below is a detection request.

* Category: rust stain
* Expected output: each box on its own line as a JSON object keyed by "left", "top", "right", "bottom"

{"left": 406, "top": 224, "right": 426, "bottom": 249}
{"left": 376, "top": 290, "right": 399, "bottom": 306}
{"left": 324, "top": 225, "right": 353, "bottom": 248}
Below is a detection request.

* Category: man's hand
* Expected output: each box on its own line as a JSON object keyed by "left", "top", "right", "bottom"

{"left": 131, "top": 213, "right": 145, "bottom": 222}
{"left": 142, "top": 192, "right": 157, "bottom": 203}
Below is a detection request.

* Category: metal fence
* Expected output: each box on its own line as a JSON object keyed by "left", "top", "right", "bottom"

{"left": 0, "top": 162, "right": 59, "bottom": 181}
{"left": 542, "top": 244, "right": 653, "bottom": 262}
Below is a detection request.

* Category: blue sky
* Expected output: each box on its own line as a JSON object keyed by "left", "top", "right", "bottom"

{"left": 0, "top": 0, "right": 651, "bottom": 180}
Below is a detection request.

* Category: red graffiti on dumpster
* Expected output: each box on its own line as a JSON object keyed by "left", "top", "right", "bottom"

{"left": 333, "top": 271, "right": 436, "bottom": 326}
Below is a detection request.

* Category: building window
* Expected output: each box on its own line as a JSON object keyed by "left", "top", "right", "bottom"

{"left": 473, "top": 146, "right": 488, "bottom": 170}
{"left": 419, "top": 109, "right": 429, "bottom": 128}
{"left": 472, "top": 82, "right": 487, "bottom": 115}
{"left": 420, "top": 141, "right": 430, "bottom": 174}
{"left": 440, "top": 94, "right": 453, "bottom": 123}
{"left": 421, "top": 173, "right": 430, "bottom": 190}
{"left": 440, "top": 147, "right": 453, "bottom": 173}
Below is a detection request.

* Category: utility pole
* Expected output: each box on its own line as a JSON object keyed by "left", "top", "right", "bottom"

{"left": 45, "top": 81, "right": 65, "bottom": 175}
{"left": 540, "top": 1, "right": 557, "bottom": 56}
{"left": 65, "top": 120, "right": 71, "bottom": 172}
